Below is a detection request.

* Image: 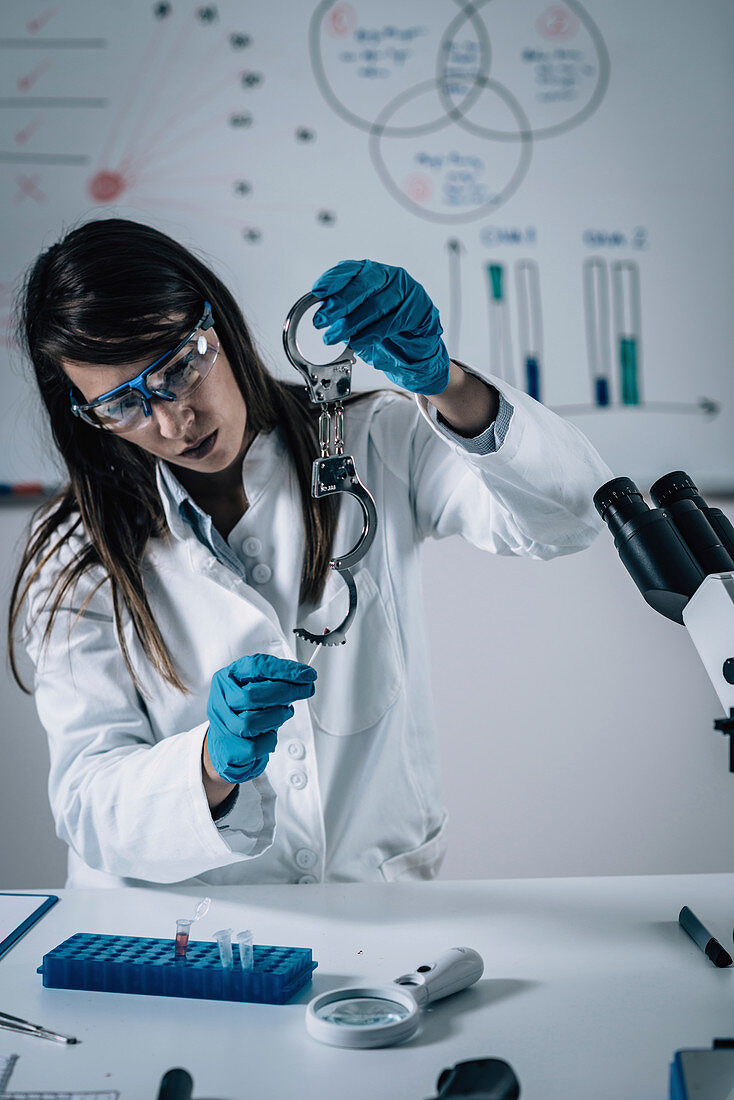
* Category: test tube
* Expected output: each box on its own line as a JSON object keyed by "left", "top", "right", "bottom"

{"left": 611, "top": 260, "right": 642, "bottom": 405}
{"left": 485, "top": 263, "right": 515, "bottom": 385}
{"left": 515, "top": 260, "right": 543, "bottom": 401}
{"left": 583, "top": 258, "right": 612, "bottom": 407}
{"left": 175, "top": 919, "right": 192, "bottom": 959}
{"left": 174, "top": 896, "right": 210, "bottom": 959}
{"left": 214, "top": 928, "right": 234, "bottom": 970}
{"left": 237, "top": 930, "right": 254, "bottom": 971}
{"left": 175, "top": 919, "right": 193, "bottom": 959}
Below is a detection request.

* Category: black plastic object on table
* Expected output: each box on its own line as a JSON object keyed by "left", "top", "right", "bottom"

{"left": 426, "top": 1057, "right": 521, "bottom": 1099}
{"left": 157, "top": 1067, "right": 193, "bottom": 1100}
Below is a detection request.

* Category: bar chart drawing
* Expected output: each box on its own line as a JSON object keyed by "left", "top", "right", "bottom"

{"left": 515, "top": 259, "right": 543, "bottom": 403}
{"left": 476, "top": 255, "right": 719, "bottom": 420}
{"left": 485, "top": 262, "right": 516, "bottom": 387}
{"left": 565, "top": 257, "right": 717, "bottom": 419}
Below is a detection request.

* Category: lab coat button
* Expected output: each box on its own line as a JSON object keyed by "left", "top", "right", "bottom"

{"left": 287, "top": 740, "right": 306, "bottom": 760}
{"left": 252, "top": 563, "right": 272, "bottom": 584}
{"left": 297, "top": 875, "right": 317, "bottom": 885}
{"left": 288, "top": 770, "right": 308, "bottom": 790}
{"left": 243, "top": 537, "right": 262, "bottom": 556}
{"left": 295, "top": 848, "right": 317, "bottom": 869}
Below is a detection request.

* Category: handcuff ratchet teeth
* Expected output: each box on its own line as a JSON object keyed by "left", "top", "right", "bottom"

{"left": 283, "top": 292, "right": 378, "bottom": 647}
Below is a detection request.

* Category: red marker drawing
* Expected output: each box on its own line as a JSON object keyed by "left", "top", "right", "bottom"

{"left": 17, "top": 57, "right": 53, "bottom": 93}
{"left": 26, "top": 7, "right": 57, "bottom": 35}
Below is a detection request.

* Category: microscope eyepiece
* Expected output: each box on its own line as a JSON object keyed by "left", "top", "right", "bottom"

{"left": 594, "top": 476, "right": 704, "bottom": 623}
{"left": 593, "top": 477, "right": 648, "bottom": 534}
{"left": 650, "top": 470, "right": 734, "bottom": 570}
{"left": 650, "top": 470, "right": 700, "bottom": 508}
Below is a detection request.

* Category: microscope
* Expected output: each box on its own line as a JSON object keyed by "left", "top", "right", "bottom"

{"left": 594, "top": 472, "right": 734, "bottom": 770}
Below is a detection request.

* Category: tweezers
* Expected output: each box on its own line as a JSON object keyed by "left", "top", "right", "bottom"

{"left": 0, "top": 1009, "right": 78, "bottom": 1043}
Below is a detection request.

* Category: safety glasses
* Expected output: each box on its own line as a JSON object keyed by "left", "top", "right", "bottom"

{"left": 69, "top": 302, "right": 219, "bottom": 433}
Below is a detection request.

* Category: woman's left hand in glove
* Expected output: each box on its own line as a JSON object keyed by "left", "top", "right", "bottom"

{"left": 311, "top": 259, "right": 450, "bottom": 396}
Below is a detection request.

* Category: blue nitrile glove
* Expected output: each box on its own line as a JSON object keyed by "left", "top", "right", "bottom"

{"left": 206, "top": 654, "right": 317, "bottom": 784}
{"left": 311, "top": 259, "right": 450, "bottom": 396}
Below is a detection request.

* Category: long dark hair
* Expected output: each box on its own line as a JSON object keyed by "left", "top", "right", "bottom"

{"left": 8, "top": 217, "right": 343, "bottom": 694}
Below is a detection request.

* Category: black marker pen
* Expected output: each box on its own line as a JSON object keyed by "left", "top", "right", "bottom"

{"left": 679, "top": 906, "right": 733, "bottom": 968}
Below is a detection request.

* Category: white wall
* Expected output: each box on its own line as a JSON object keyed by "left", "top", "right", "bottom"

{"left": 428, "top": 498, "right": 734, "bottom": 879}
{"left": 3, "top": 498, "right": 733, "bottom": 888}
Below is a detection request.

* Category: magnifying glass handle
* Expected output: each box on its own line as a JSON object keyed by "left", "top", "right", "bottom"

{"left": 393, "top": 947, "right": 484, "bottom": 1008}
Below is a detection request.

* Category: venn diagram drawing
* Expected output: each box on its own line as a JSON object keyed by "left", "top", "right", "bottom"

{"left": 310, "top": 0, "right": 610, "bottom": 223}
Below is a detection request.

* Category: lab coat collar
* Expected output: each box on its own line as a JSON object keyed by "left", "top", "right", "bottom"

{"left": 155, "top": 428, "right": 287, "bottom": 543}
{"left": 241, "top": 426, "right": 287, "bottom": 512}
{"left": 156, "top": 460, "right": 203, "bottom": 543}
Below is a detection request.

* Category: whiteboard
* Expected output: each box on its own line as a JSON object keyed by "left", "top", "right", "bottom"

{"left": 1, "top": 0, "right": 732, "bottom": 490}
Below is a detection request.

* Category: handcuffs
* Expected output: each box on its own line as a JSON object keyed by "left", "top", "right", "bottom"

{"left": 282, "top": 293, "right": 377, "bottom": 647}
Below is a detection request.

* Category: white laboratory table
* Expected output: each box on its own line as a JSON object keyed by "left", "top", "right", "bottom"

{"left": 0, "top": 875, "right": 732, "bottom": 1100}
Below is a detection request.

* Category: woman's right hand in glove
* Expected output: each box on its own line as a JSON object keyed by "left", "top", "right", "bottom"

{"left": 205, "top": 654, "right": 317, "bottom": 784}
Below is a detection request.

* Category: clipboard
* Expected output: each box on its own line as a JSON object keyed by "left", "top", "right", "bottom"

{"left": 0, "top": 893, "right": 58, "bottom": 961}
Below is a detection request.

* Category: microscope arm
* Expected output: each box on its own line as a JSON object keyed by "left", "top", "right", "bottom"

{"left": 681, "top": 572, "right": 734, "bottom": 767}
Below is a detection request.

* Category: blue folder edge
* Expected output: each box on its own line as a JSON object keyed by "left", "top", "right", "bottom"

{"left": 670, "top": 1046, "right": 734, "bottom": 1099}
{"left": 0, "top": 893, "right": 59, "bottom": 961}
{"left": 669, "top": 1051, "right": 685, "bottom": 1100}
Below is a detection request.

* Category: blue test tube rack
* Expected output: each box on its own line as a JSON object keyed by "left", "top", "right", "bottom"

{"left": 38, "top": 933, "right": 317, "bottom": 1005}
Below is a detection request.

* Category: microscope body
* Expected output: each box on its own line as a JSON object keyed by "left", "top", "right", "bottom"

{"left": 595, "top": 473, "right": 734, "bottom": 770}
{"left": 682, "top": 572, "right": 734, "bottom": 767}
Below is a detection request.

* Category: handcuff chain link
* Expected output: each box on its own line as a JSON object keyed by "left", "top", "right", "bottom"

{"left": 318, "top": 407, "right": 331, "bottom": 458}
{"left": 333, "top": 402, "right": 345, "bottom": 455}
{"left": 317, "top": 401, "right": 346, "bottom": 457}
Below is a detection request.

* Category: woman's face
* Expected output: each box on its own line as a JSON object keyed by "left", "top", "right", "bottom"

{"left": 63, "top": 331, "right": 251, "bottom": 478}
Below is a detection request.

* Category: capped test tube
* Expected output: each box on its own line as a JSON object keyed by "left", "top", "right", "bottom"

{"left": 485, "top": 263, "right": 515, "bottom": 385}
{"left": 515, "top": 259, "right": 543, "bottom": 401}
{"left": 583, "top": 258, "right": 612, "bottom": 407}
{"left": 237, "top": 930, "right": 254, "bottom": 971}
{"left": 611, "top": 260, "right": 642, "bottom": 406}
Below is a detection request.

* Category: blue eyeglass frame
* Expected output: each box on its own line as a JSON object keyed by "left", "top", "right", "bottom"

{"left": 69, "top": 301, "right": 215, "bottom": 426}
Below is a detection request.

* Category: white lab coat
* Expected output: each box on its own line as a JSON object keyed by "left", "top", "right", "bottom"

{"left": 24, "top": 370, "right": 612, "bottom": 888}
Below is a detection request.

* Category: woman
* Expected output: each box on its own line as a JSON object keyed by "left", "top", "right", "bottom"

{"left": 9, "top": 218, "right": 611, "bottom": 888}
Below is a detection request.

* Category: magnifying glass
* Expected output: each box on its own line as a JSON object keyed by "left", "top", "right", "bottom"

{"left": 305, "top": 946, "right": 484, "bottom": 1049}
